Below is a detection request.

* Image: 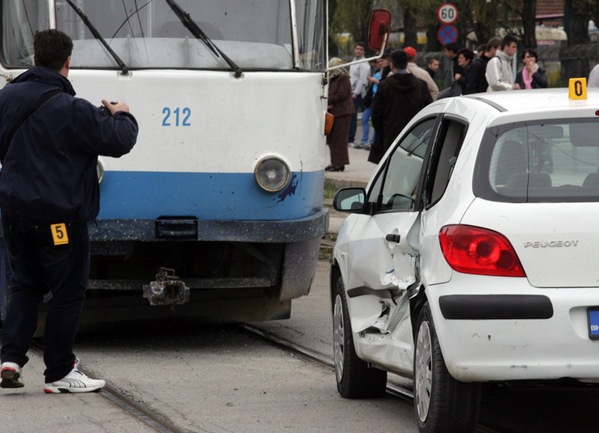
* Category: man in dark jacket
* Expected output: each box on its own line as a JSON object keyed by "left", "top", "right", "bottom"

{"left": 368, "top": 50, "right": 432, "bottom": 164}
{"left": 0, "top": 29, "right": 138, "bottom": 393}
{"left": 466, "top": 38, "right": 500, "bottom": 94}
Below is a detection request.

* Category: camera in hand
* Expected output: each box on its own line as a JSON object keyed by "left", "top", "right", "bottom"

{"left": 99, "top": 101, "right": 117, "bottom": 116}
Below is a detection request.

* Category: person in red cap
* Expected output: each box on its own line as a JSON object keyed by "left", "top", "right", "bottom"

{"left": 405, "top": 46, "right": 439, "bottom": 100}
{"left": 404, "top": 46, "right": 416, "bottom": 58}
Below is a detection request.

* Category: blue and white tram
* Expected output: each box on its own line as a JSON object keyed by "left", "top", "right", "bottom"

{"left": 0, "top": 1, "right": 390, "bottom": 325}
{"left": 0, "top": 0, "right": 332, "bottom": 323}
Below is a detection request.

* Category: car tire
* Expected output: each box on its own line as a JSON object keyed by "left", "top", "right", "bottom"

{"left": 414, "top": 302, "right": 481, "bottom": 433}
{"left": 333, "top": 276, "right": 387, "bottom": 398}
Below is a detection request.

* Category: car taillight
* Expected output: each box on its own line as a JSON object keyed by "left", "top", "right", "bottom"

{"left": 439, "top": 225, "right": 525, "bottom": 277}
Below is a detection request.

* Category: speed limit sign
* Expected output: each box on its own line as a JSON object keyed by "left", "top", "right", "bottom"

{"left": 437, "top": 3, "right": 458, "bottom": 25}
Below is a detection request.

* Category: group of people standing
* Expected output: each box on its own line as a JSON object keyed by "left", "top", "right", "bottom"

{"left": 325, "top": 43, "right": 431, "bottom": 170}
{"left": 441, "top": 35, "right": 548, "bottom": 97}
{"left": 325, "top": 36, "right": 549, "bottom": 171}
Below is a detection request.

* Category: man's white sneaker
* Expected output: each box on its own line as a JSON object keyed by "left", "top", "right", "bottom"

{"left": 44, "top": 368, "right": 105, "bottom": 394}
{"left": 1, "top": 362, "right": 24, "bottom": 388}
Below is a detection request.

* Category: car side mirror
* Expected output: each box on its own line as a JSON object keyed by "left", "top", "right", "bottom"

{"left": 368, "top": 8, "right": 392, "bottom": 52}
{"left": 333, "top": 187, "right": 366, "bottom": 212}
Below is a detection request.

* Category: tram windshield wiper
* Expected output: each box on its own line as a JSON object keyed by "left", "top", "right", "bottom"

{"left": 64, "top": 0, "right": 129, "bottom": 74}
{"left": 111, "top": 1, "right": 152, "bottom": 40}
{"left": 164, "top": 0, "right": 243, "bottom": 78}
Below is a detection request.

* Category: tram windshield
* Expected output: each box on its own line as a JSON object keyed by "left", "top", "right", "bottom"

{"left": 1, "top": 0, "right": 326, "bottom": 71}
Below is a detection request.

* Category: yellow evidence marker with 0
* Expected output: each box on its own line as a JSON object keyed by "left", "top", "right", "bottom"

{"left": 569, "top": 77, "right": 587, "bottom": 100}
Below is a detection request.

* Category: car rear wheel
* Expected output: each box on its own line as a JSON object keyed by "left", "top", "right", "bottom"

{"left": 414, "top": 302, "right": 481, "bottom": 433}
{"left": 333, "top": 276, "right": 387, "bottom": 398}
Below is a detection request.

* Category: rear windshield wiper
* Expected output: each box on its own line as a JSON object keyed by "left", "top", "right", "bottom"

{"left": 164, "top": 0, "right": 243, "bottom": 78}
{"left": 64, "top": 0, "right": 129, "bottom": 75}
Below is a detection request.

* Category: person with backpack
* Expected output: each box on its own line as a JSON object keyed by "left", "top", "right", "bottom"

{"left": 486, "top": 35, "right": 520, "bottom": 92}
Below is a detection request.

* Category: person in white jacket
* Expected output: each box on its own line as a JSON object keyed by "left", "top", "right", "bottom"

{"left": 486, "top": 35, "right": 520, "bottom": 92}
{"left": 589, "top": 64, "right": 599, "bottom": 87}
{"left": 348, "top": 43, "right": 371, "bottom": 146}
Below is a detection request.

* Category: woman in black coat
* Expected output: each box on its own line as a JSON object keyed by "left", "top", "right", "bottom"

{"left": 515, "top": 49, "right": 548, "bottom": 89}
{"left": 326, "top": 58, "right": 354, "bottom": 171}
{"left": 455, "top": 48, "right": 476, "bottom": 95}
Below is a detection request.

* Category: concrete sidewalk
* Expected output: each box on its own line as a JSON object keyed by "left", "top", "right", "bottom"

{"left": 324, "top": 143, "right": 377, "bottom": 235}
{"left": 324, "top": 145, "right": 376, "bottom": 190}
{"left": 0, "top": 352, "right": 155, "bottom": 432}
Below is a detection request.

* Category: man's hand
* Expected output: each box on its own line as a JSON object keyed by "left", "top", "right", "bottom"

{"left": 101, "top": 99, "right": 130, "bottom": 115}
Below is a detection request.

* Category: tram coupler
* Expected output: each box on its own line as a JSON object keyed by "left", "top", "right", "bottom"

{"left": 143, "top": 267, "right": 190, "bottom": 306}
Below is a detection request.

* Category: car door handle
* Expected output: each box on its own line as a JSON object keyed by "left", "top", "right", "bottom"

{"left": 385, "top": 234, "right": 401, "bottom": 243}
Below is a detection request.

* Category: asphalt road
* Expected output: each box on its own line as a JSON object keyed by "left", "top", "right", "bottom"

{"left": 2, "top": 260, "right": 599, "bottom": 432}
{"left": 0, "top": 261, "right": 418, "bottom": 433}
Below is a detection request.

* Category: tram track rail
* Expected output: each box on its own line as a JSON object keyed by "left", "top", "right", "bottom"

{"left": 240, "top": 324, "right": 415, "bottom": 402}
{"left": 28, "top": 326, "right": 415, "bottom": 433}
{"left": 30, "top": 325, "right": 500, "bottom": 433}
{"left": 31, "top": 338, "right": 186, "bottom": 433}
{"left": 240, "top": 324, "right": 502, "bottom": 433}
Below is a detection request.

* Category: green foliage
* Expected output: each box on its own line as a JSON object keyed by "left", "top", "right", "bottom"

{"left": 332, "top": 0, "right": 595, "bottom": 60}
{"left": 324, "top": 179, "right": 337, "bottom": 200}
{"left": 565, "top": 0, "right": 595, "bottom": 45}
{"left": 332, "top": 0, "right": 375, "bottom": 50}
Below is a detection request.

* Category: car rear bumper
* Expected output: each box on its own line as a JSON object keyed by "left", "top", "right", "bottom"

{"left": 427, "top": 275, "right": 599, "bottom": 383}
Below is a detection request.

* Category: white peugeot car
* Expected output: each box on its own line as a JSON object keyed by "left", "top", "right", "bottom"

{"left": 331, "top": 88, "right": 599, "bottom": 433}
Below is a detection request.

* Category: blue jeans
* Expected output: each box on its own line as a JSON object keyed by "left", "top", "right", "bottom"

{"left": 0, "top": 213, "right": 89, "bottom": 383}
{"left": 361, "top": 106, "right": 374, "bottom": 145}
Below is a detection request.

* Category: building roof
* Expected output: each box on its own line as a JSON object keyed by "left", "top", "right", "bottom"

{"left": 536, "top": 0, "right": 564, "bottom": 24}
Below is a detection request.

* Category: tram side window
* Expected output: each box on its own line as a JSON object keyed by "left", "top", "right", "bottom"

{"left": 295, "top": 0, "right": 326, "bottom": 70}
{"left": 1, "top": 1, "right": 48, "bottom": 67}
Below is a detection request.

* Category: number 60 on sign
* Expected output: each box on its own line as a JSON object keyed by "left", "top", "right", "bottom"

{"left": 437, "top": 3, "right": 458, "bottom": 24}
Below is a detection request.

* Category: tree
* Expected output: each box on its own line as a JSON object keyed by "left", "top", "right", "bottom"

{"left": 565, "top": 0, "right": 593, "bottom": 46}
{"left": 467, "top": 0, "right": 502, "bottom": 46}
{"left": 463, "top": 0, "right": 526, "bottom": 46}
{"left": 331, "top": 0, "right": 374, "bottom": 52}
{"left": 403, "top": 4, "right": 418, "bottom": 48}
{"left": 329, "top": 0, "right": 339, "bottom": 56}
{"left": 391, "top": 0, "right": 522, "bottom": 51}
{"left": 401, "top": 0, "right": 437, "bottom": 50}
{"left": 521, "top": 0, "right": 537, "bottom": 48}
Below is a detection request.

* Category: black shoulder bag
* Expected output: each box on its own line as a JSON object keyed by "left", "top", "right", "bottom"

{"left": 0, "top": 89, "right": 62, "bottom": 161}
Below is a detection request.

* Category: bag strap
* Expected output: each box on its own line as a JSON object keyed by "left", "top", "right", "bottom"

{"left": 1, "top": 88, "right": 63, "bottom": 160}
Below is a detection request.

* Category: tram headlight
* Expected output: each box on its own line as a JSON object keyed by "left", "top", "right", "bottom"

{"left": 254, "top": 157, "right": 291, "bottom": 192}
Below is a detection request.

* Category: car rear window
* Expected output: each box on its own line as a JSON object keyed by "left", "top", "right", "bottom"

{"left": 474, "top": 120, "right": 599, "bottom": 202}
